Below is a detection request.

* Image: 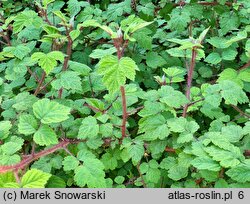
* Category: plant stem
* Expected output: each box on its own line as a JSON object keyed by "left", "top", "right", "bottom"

{"left": 136, "top": 162, "right": 147, "bottom": 188}
{"left": 34, "top": 71, "right": 46, "bottom": 96}
{"left": 0, "top": 139, "right": 81, "bottom": 174}
{"left": 238, "top": 60, "right": 250, "bottom": 72}
{"left": 231, "top": 105, "right": 250, "bottom": 118}
{"left": 58, "top": 26, "right": 73, "bottom": 98}
{"left": 120, "top": 86, "right": 127, "bottom": 141}
{"left": 183, "top": 48, "right": 197, "bottom": 117}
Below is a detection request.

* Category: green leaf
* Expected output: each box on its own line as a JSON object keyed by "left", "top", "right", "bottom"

{"left": 78, "top": 116, "right": 99, "bottom": 139}
{"left": 221, "top": 125, "right": 243, "bottom": 143}
{"left": 127, "top": 140, "right": 145, "bottom": 165}
{"left": 238, "top": 70, "right": 250, "bottom": 83}
{"left": 90, "top": 47, "right": 117, "bottom": 59}
{"left": 168, "top": 164, "right": 188, "bottom": 181}
{"left": 68, "top": 61, "right": 91, "bottom": 76}
{"left": 146, "top": 52, "right": 166, "bottom": 68}
{"left": 159, "top": 86, "right": 188, "bottom": 108}
{"left": 204, "top": 145, "right": 243, "bottom": 168}
{"left": 98, "top": 55, "right": 138, "bottom": 93}
{"left": 62, "top": 156, "right": 79, "bottom": 171}
{"left": 74, "top": 158, "right": 106, "bottom": 187}
{"left": 46, "top": 175, "right": 66, "bottom": 188}
{"left": 191, "top": 157, "right": 221, "bottom": 171}
{"left": 0, "top": 121, "right": 11, "bottom": 139}
{"left": 18, "top": 114, "right": 38, "bottom": 135}
{"left": 34, "top": 125, "right": 58, "bottom": 146}
{"left": 138, "top": 114, "right": 169, "bottom": 140}
{"left": 177, "top": 133, "right": 193, "bottom": 144}
{"left": 226, "top": 161, "right": 250, "bottom": 183}
{"left": 0, "top": 136, "right": 24, "bottom": 155}
{"left": 219, "top": 80, "right": 249, "bottom": 105}
{"left": 13, "top": 92, "right": 37, "bottom": 111}
{"left": 0, "top": 172, "right": 16, "bottom": 188}
{"left": 51, "top": 71, "right": 82, "bottom": 91}
{"left": 3, "top": 45, "right": 31, "bottom": 60}
{"left": 31, "top": 51, "right": 64, "bottom": 74}
{"left": 207, "top": 37, "right": 229, "bottom": 49}
{"left": 168, "top": 9, "right": 190, "bottom": 32}
{"left": 13, "top": 10, "right": 43, "bottom": 33}
{"left": 21, "top": 169, "right": 51, "bottom": 188}
{"left": 114, "top": 176, "right": 125, "bottom": 184}
{"left": 221, "top": 48, "right": 237, "bottom": 61}
{"left": 0, "top": 155, "right": 21, "bottom": 165}
{"left": 205, "top": 53, "right": 221, "bottom": 65}
{"left": 101, "top": 152, "right": 118, "bottom": 170}
{"left": 33, "top": 99, "right": 71, "bottom": 124}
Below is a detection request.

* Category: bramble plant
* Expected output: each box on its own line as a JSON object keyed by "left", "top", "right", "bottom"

{"left": 0, "top": 0, "right": 250, "bottom": 188}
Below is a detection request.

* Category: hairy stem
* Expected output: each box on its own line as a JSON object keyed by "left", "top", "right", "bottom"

{"left": 0, "top": 139, "right": 80, "bottom": 174}
{"left": 34, "top": 71, "right": 46, "bottom": 96}
{"left": 120, "top": 86, "right": 127, "bottom": 141}
{"left": 238, "top": 60, "right": 250, "bottom": 72}
{"left": 231, "top": 105, "right": 250, "bottom": 118}
{"left": 183, "top": 48, "right": 197, "bottom": 117}
{"left": 58, "top": 27, "right": 73, "bottom": 98}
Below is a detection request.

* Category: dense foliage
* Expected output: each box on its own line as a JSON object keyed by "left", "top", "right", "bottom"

{"left": 0, "top": 0, "right": 250, "bottom": 188}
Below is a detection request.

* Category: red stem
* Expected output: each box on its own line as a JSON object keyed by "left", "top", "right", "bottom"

{"left": 58, "top": 27, "right": 73, "bottom": 98}
{"left": 238, "top": 60, "right": 250, "bottom": 72}
{"left": 182, "top": 48, "right": 197, "bottom": 117}
{"left": 34, "top": 71, "right": 46, "bottom": 96}
{"left": 231, "top": 105, "right": 250, "bottom": 118}
{"left": 120, "top": 86, "right": 127, "bottom": 140}
{"left": 0, "top": 140, "right": 72, "bottom": 174}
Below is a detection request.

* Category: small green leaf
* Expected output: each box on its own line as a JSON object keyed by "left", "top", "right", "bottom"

{"left": 33, "top": 99, "right": 71, "bottom": 124}
{"left": 34, "top": 125, "right": 58, "bottom": 146}
{"left": 18, "top": 114, "right": 38, "bottom": 135}
{"left": 98, "top": 55, "right": 138, "bottom": 93}
{"left": 31, "top": 51, "right": 64, "bottom": 74}
{"left": 74, "top": 158, "right": 106, "bottom": 187}
{"left": 168, "top": 164, "right": 188, "bottom": 181}
{"left": 191, "top": 157, "right": 220, "bottom": 171}
{"left": 21, "top": 169, "right": 51, "bottom": 188}
{"left": 78, "top": 116, "right": 99, "bottom": 139}
{"left": 62, "top": 156, "right": 79, "bottom": 171}
{"left": 205, "top": 53, "right": 221, "bottom": 65}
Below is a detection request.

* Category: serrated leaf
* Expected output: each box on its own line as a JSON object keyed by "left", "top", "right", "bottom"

{"left": 18, "top": 114, "right": 38, "bottom": 135}
{"left": 127, "top": 140, "right": 144, "bottom": 165}
{"left": 219, "top": 80, "right": 249, "bottom": 105}
{"left": 226, "top": 162, "right": 250, "bottom": 183}
{"left": 51, "top": 71, "right": 82, "bottom": 91}
{"left": 146, "top": 52, "right": 166, "bottom": 68}
{"left": 204, "top": 145, "right": 242, "bottom": 168}
{"left": 0, "top": 137, "right": 24, "bottom": 155}
{"left": 13, "top": 10, "right": 43, "bottom": 33}
{"left": 62, "top": 156, "right": 79, "bottom": 171}
{"left": 78, "top": 116, "right": 99, "bottom": 139}
{"left": 98, "top": 55, "right": 138, "bottom": 93}
{"left": 21, "top": 169, "right": 51, "bottom": 188}
{"left": 205, "top": 53, "right": 221, "bottom": 65}
{"left": 191, "top": 157, "right": 220, "bottom": 171}
{"left": 31, "top": 51, "right": 64, "bottom": 74}
{"left": 90, "top": 47, "right": 117, "bottom": 59}
{"left": 33, "top": 99, "right": 71, "bottom": 124}
{"left": 101, "top": 152, "right": 118, "bottom": 170}
{"left": 221, "top": 125, "right": 243, "bottom": 143}
{"left": 34, "top": 125, "right": 58, "bottom": 146}
{"left": 168, "top": 164, "right": 188, "bottom": 181}
{"left": 159, "top": 86, "right": 188, "bottom": 108}
{"left": 74, "top": 158, "right": 106, "bottom": 187}
{"left": 0, "top": 121, "right": 11, "bottom": 139}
